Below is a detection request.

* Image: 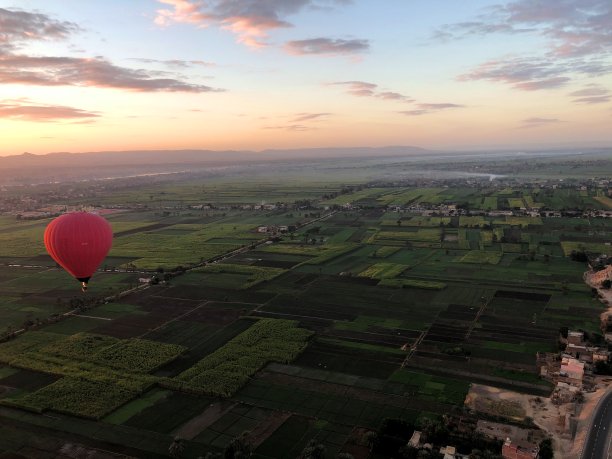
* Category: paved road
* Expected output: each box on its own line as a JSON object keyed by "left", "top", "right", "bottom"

{"left": 582, "top": 388, "right": 612, "bottom": 459}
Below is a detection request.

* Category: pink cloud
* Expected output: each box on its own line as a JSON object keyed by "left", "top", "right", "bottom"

{"left": 285, "top": 38, "right": 369, "bottom": 56}
{"left": 519, "top": 117, "right": 563, "bottom": 128}
{"left": 0, "top": 99, "right": 99, "bottom": 122}
{"left": 154, "top": 0, "right": 349, "bottom": 49}
{"left": 0, "top": 54, "right": 221, "bottom": 92}
{"left": 440, "top": 0, "right": 611, "bottom": 93}
{"left": 0, "top": 6, "right": 221, "bottom": 93}
{"left": 0, "top": 7, "right": 79, "bottom": 52}
{"left": 399, "top": 103, "right": 464, "bottom": 116}
{"left": 332, "top": 81, "right": 413, "bottom": 102}
{"left": 291, "top": 112, "right": 331, "bottom": 122}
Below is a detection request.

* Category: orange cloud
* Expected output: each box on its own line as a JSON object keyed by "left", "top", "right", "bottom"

{"left": 154, "top": 0, "right": 349, "bottom": 48}
{"left": 0, "top": 99, "right": 99, "bottom": 122}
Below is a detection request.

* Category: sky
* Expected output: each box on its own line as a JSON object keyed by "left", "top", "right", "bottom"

{"left": 0, "top": 0, "right": 611, "bottom": 155}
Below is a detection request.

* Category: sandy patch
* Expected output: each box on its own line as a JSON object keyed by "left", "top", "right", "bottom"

{"left": 466, "top": 384, "right": 575, "bottom": 458}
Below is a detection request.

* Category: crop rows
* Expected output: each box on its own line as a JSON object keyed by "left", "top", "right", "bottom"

{"left": 194, "top": 263, "right": 285, "bottom": 289}
{"left": 169, "top": 319, "right": 313, "bottom": 397}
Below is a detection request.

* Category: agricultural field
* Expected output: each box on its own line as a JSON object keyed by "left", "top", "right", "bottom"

{"left": 0, "top": 180, "right": 610, "bottom": 458}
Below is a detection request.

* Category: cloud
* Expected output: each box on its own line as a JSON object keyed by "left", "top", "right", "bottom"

{"left": 284, "top": 38, "right": 369, "bottom": 56}
{"left": 0, "top": 7, "right": 219, "bottom": 93}
{"left": 436, "top": 0, "right": 611, "bottom": 58}
{"left": 264, "top": 124, "right": 312, "bottom": 131}
{"left": 0, "top": 54, "right": 222, "bottom": 92}
{"left": 572, "top": 95, "right": 611, "bottom": 104}
{"left": 416, "top": 103, "right": 464, "bottom": 110}
{"left": 331, "top": 81, "right": 464, "bottom": 115}
{"left": 0, "top": 99, "right": 99, "bottom": 122}
{"left": 291, "top": 112, "right": 331, "bottom": 122}
{"left": 443, "top": 0, "right": 612, "bottom": 91}
{"left": 154, "top": 0, "right": 350, "bottom": 48}
{"left": 456, "top": 56, "right": 606, "bottom": 91}
{"left": 332, "top": 81, "right": 413, "bottom": 102}
{"left": 129, "top": 58, "right": 215, "bottom": 68}
{"left": 568, "top": 84, "right": 611, "bottom": 104}
{"left": 0, "top": 7, "right": 80, "bottom": 52}
{"left": 519, "top": 117, "right": 563, "bottom": 128}
{"left": 399, "top": 103, "right": 464, "bottom": 116}
{"left": 514, "top": 77, "right": 571, "bottom": 91}
{"left": 263, "top": 112, "right": 332, "bottom": 131}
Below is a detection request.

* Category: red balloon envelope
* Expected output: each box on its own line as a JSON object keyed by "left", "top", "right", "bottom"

{"left": 44, "top": 212, "right": 113, "bottom": 290}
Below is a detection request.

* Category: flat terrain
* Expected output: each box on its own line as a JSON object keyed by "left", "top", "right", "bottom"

{"left": 0, "top": 170, "right": 610, "bottom": 458}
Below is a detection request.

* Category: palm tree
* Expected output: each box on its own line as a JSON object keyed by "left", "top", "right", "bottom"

{"left": 300, "top": 439, "right": 326, "bottom": 459}
{"left": 363, "top": 431, "right": 377, "bottom": 452}
{"left": 224, "top": 432, "right": 253, "bottom": 459}
{"left": 168, "top": 437, "right": 185, "bottom": 459}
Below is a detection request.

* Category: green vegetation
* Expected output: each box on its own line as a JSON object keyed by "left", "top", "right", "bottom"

{"left": 94, "top": 339, "right": 186, "bottom": 373}
{"left": 7, "top": 377, "right": 137, "bottom": 419}
{"left": 358, "top": 262, "right": 408, "bottom": 279}
{"left": 171, "top": 319, "right": 312, "bottom": 397}
{"left": 0, "top": 173, "right": 610, "bottom": 457}
{"left": 0, "top": 331, "right": 184, "bottom": 418}
{"left": 371, "top": 246, "right": 401, "bottom": 257}
{"left": 389, "top": 369, "right": 471, "bottom": 405}
{"left": 378, "top": 278, "right": 447, "bottom": 290}
{"left": 193, "top": 263, "right": 285, "bottom": 288}
{"left": 318, "top": 337, "right": 406, "bottom": 355}
{"left": 458, "top": 251, "right": 502, "bottom": 264}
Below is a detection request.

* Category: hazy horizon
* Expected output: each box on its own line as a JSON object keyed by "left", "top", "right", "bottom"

{"left": 1, "top": 0, "right": 611, "bottom": 156}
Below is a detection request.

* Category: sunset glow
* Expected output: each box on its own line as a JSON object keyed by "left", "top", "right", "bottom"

{"left": 1, "top": 0, "right": 611, "bottom": 155}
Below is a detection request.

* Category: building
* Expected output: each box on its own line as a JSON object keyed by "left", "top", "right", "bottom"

{"left": 567, "top": 331, "right": 584, "bottom": 346}
{"left": 552, "top": 382, "right": 580, "bottom": 404}
{"left": 502, "top": 438, "right": 539, "bottom": 459}
{"left": 439, "top": 445, "right": 468, "bottom": 459}
{"left": 257, "top": 226, "right": 268, "bottom": 233}
{"left": 565, "top": 344, "right": 591, "bottom": 361}
{"left": 408, "top": 430, "right": 421, "bottom": 448}
{"left": 560, "top": 357, "right": 584, "bottom": 387}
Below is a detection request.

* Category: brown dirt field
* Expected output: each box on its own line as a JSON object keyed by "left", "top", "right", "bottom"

{"left": 465, "top": 384, "right": 581, "bottom": 459}
{"left": 339, "top": 427, "right": 374, "bottom": 459}
{"left": 257, "top": 371, "right": 451, "bottom": 414}
{"left": 584, "top": 270, "right": 612, "bottom": 324}
{"left": 92, "top": 312, "right": 180, "bottom": 338}
{"left": 172, "top": 400, "right": 237, "bottom": 440}
{"left": 246, "top": 411, "right": 292, "bottom": 448}
{"left": 181, "top": 306, "right": 243, "bottom": 326}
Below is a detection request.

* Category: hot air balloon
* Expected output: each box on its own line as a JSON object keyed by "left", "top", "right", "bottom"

{"left": 44, "top": 212, "right": 113, "bottom": 291}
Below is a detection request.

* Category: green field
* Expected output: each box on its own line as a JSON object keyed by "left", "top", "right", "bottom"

{"left": 0, "top": 174, "right": 610, "bottom": 457}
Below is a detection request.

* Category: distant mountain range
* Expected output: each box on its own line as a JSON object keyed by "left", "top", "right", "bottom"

{"left": 1, "top": 146, "right": 431, "bottom": 166}
{"left": 0, "top": 146, "right": 432, "bottom": 186}
{"left": 0, "top": 146, "right": 608, "bottom": 186}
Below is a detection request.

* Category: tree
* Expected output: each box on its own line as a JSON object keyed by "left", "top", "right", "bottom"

{"left": 300, "top": 439, "right": 326, "bottom": 459}
{"left": 594, "top": 360, "right": 612, "bottom": 375}
{"left": 169, "top": 437, "right": 185, "bottom": 459}
{"left": 469, "top": 450, "right": 501, "bottom": 459}
{"left": 224, "top": 432, "right": 252, "bottom": 459}
{"left": 398, "top": 445, "right": 419, "bottom": 459}
{"left": 364, "top": 431, "right": 377, "bottom": 452}
{"left": 539, "top": 439, "right": 554, "bottom": 459}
